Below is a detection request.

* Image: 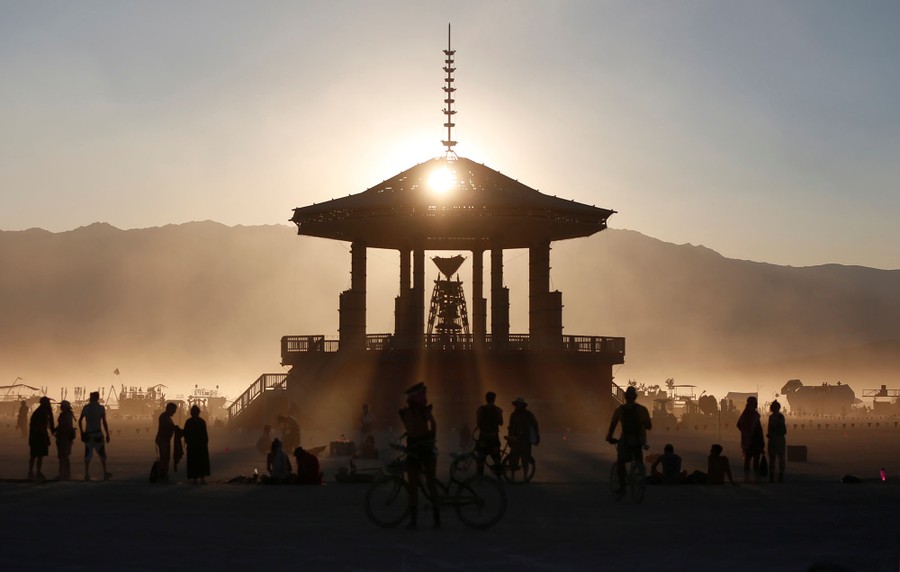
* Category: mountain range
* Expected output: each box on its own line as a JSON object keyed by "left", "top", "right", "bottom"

{"left": 2, "top": 221, "right": 898, "bottom": 401}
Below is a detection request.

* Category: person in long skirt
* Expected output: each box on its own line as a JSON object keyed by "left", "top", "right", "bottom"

{"left": 183, "top": 405, "right": 210, "bottom": 484}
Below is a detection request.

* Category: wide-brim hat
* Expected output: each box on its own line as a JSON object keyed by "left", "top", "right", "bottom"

{"left": 512, "top": 396, "right": 527, "bottom": 406}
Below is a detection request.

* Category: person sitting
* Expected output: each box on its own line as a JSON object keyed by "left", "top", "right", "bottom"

{"left": 293, "top": 446, "right": 323, "bottom": 485}
{"left": 707, "top": 443, "right": 737, "bottom": 485}
{"left": 264, "top": 438, "right": 292, "bottom": 483}
{"left": 650, "top": 443, "right": 686, "bottom": 484}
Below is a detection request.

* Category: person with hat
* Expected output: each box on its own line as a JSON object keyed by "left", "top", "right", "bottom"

{"left": 506, "top": 397, "right": 540, "bottom": 481}
{"left": 606, "top": 385, "right": 652, "bottom": 495}
{"left": 398, "top": 382, "right": 440, "bottom": 528}
{"left": 55, "top": 400, "right": 77, "bottom": 481}
{"left": 475, "top": 391, "right": 503, "bottom": 475}
{"left": 28, "top": 396, "right": 56, "bottom": 482}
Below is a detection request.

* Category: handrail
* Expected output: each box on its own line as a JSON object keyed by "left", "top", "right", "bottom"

{"left": 227, "top": 373, "right": 287, "bottom": 420}
{"left": 281, "top": 333, "right": 624, "bottom": 356}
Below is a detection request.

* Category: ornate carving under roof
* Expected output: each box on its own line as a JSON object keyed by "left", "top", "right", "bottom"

{"left": 291, "top": 157, "right": 615, "bottom": 250}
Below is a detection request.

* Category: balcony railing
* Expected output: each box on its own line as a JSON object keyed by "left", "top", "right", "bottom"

{"left": 281, "top": 333, "right": 625, "bottom": 363}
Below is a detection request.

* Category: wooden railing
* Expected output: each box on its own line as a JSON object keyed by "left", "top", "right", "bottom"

{"left": 228, "top": 373, "right": 287, "bottom": 421}
{"left": 281, "top": 333, "right": 625, "bottom": 362}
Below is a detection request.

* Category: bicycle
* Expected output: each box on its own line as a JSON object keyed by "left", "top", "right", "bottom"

{"left": 365, "top": 442, "right": 507, "bottom": 529}
{"left": 451, "top": 431, "right": 536, "bottom": 484}
{"left": 607, "top": 438, "right": 648, "bottom": 503}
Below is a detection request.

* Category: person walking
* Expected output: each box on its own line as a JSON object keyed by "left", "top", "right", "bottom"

{"left": 55, "top": 400, "right": 77, "bottom": 481}
{"left": 17, "top": 400, "right": 29, "bottom": 438}
{"left": 767, "top": 400, "right": 787, "bottom": 483}
{"left": 28, "top": 396, "right": 55, "bottom": 482}
{"left": 183, "top": 405, "right": 210, "bottom": 484}
{"left": 736, "top": 396, "right": 765, "bottom": 483}
{"left": 79, "top": 391, "right": 112, "bottom": 481}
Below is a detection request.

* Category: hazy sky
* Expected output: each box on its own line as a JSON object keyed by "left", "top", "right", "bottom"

{"left": 2, "top": 1, "right": 899, "bottom": 269}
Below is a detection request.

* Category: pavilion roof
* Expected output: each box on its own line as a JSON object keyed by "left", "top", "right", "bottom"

{"left": 291, "top": 157, "right": 615, "bottom": 250}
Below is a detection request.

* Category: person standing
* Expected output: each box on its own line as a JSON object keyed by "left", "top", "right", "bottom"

{"left": 475, "top": 391, "right": 503, "bottom": 475}
{"left": 277, "top": 414, "right": 301, "bottom": 453}
{"left": 506, "top": 397, "right": 540, "bottom": 479}
{"left": 736, "top": 396, "right": 765, "bottom": 483}
{"left": 154, "top": 402, "right": 179, "bottom": 483}
{"left": 183, "top": 405, "right": 210, "bottom": 484}
{"left": 79, "top": 391, "right": 112, "bottom": 481}
{"left": 17, "top": 400, "right": 29, "bottom": 438}
{"left": 55, "top": 400, "right": 77, "bottom": 481}
{"left": 606, "top": 386, "right": 652, "bottom": 496}
{"left": 767, "top": 400, "right": 787, "bottom": 483}
{"left": 399, "top": 382, "right": 440, "bottom": 529}
{"left": 28, "top": 396, "right": 55, "bottom": 482}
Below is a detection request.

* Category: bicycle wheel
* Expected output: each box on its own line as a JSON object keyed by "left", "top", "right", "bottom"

{"left": 501, "top": 453, "right": 535, "bottom": 484}
{"left": 364, "top": 475, "right": 410, "bottom": 528}
{"left": 453, "top": 474, "right": 507, "bottom": 529}
{"left": 449, "top": 453, "right": 474, "bottom": 481}
{"left": 630, "top": 463, "right": 646, "bottom": 503}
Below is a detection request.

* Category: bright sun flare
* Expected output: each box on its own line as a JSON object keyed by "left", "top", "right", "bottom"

{"left": 427, "top": 166, "right": 456, "bottom": 195}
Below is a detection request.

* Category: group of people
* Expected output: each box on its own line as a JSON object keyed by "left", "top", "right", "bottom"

{"left": 606, "top": 386, "right": 788, "bottom": 490}
{"left": 473, "top": 391, "right": 541, "bottom": 477}
{"left": 255, "top": 430, "right": 322, "bottom": 485}
{"left": 24, "top": 391, "right": 111, "bottom": 482}
{"left": 154, "top": 402, "right": 210, "bottom": 484}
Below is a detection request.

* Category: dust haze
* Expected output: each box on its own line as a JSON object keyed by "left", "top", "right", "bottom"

{"left": 2, "top": 222, "right": 900, "bottom": 408}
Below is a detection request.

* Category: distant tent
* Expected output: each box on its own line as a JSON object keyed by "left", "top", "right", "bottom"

{"left": 724, "top": 392, "right": 758, "bottom": 410}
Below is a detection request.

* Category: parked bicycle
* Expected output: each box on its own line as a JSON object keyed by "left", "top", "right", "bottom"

{"left": 451, "top": 430, "right": 536, "bottom": 484}
{"left": 607, "top": 438, "right": 648, "bottom": 503}
{"left": 365, "top": 442, "right": 507, "bottom": 529}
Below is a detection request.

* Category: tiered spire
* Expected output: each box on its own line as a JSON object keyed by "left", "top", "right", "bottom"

{"left": 441, "top": 24, "right": 458, "bottom": 159}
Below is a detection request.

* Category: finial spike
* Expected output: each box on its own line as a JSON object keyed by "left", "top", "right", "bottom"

{"left": 441, "top": 24, "right": 458, "bottom": 159}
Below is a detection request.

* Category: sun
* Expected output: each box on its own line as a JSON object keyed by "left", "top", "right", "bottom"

{"left": 427, "top": 165, "right": 456, "bottom": 195}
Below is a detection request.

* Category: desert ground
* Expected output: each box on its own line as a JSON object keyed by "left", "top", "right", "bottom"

{"left": 1, "top": 415, "right": 898, "bottom": 572}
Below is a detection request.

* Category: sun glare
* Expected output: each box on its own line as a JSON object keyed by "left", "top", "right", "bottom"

{"left": 427, "top": 166, "right": 456, "bottom": 195}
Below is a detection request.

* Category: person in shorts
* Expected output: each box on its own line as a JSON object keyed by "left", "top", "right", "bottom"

{"left": 79, "top": 391, "right": 112, "bottom": 481}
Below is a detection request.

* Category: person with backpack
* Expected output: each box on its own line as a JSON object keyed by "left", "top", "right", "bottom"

{"left": 606, "top": 386, "right": 652, "bottom": 495}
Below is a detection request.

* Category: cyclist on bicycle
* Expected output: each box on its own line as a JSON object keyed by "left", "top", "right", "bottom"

{"left": 475, "top": 391, "right": 503, "bottom": 475}
{"left": 398, "top": 382, "right": 440, "bottom": 528}
{"left": 606, "top": 385, "right": 652, "bottom": 495}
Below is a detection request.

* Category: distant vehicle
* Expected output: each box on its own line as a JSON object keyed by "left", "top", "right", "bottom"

{"left": 863, "top": 385, "right": 900, "bottom": 416}
{"left": 780, "top": 379, "right": 858, "bottom": 416}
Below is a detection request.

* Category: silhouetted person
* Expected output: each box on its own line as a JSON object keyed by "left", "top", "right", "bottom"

{"left": 79, "top": 391, "right": 111, "bottom": 481}
{"left": 399, "top": 382, "right": 440, "bottom": 529}
{"left": 651, "top": 443, "right": 685, "bottom": 484}
{"left": 360, "top": 403, "right": 374, "bottom": 439}
{"left": 606, "top": 386, "right": 652, "bottom": 495}
{"left": 277, "top": 414, "right": 300, "bottom": 453}
{"left": 736, "top": 396, "right": 764, "bottom": 483}
{"left": 707, "top": 443, "right": 736, "bottom": 485}
{"left": 256, "top": 424, "right": 273, "bottom": 455}
{"left": 28, "top": 396, "right": 55, "bottom": 482}
{"left": 55, "top": 400, "right": 77, "bottom": 481}
{"left": 155, "top": 402, "right": 179, "bottom": 483}
{"left": 17, "top": 400, "right": 28, "bottom": 438}
{"left": 767, "top": 400, "right": 787, "bottom": 483}
{"left": 183, "top": 405, "right": 210, "bottom": 484}
{"left": 475, "top": 391, "right": 503, "bottom": 475}
{"left": 506, "top": 396, "right": 540, "bottom": 479}
{"left": 293, "top": 446, "right": 322, "bottom": 485}
{"left": 265, "top": 438, "right": 292, "bottom": 483}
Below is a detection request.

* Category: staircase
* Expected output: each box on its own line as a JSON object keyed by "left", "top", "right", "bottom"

{"left": 227, "top": 373, "right": 287, "bottom": 426}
